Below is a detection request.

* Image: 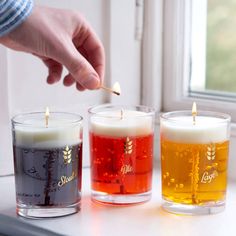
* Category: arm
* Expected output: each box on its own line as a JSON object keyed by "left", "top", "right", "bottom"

{"left": 0, "top": 2, "right": 105, "bottom": 91}
{"left": 0, "top": 0, "right": 33, "bottom": 37}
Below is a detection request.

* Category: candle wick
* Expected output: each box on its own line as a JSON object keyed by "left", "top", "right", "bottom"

{"left": 45, "top": 107, "right": 50, "bottom": 128}
{"left": 192, "top": 102, "right": 197, "bottom": 125}
{"left": 120, "top": 109, "right": 124, "bottom": 120}
{"left": 46, "top": 116, "right": 49, "bottom": 128}
{"left": 193, "top": 114, "right": 196, "bottom": 125}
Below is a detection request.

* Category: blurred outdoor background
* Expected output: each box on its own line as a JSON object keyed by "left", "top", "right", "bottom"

{"left": 206, "top": 0, "right": 236, "bottom": 92}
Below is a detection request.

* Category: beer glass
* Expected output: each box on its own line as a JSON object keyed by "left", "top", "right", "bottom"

{"left": 88, "top": 104, "right": 155, "bottom": 204}
{"left": 160, "top": 110, "right": 230, "bottom": 215}
{"left": 12, "top": 112, "right": 83, "bottom": 218}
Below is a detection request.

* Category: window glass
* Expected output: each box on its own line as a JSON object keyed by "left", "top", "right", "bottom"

{"left": 191, "top": 0, "right": 236, "bottom": 96}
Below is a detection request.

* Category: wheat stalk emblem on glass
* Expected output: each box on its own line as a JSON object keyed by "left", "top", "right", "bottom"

{"left": 63, "top": 145, "right": 72, "bottom": 164}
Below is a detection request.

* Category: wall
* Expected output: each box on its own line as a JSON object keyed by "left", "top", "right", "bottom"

{"left": 0, "top": 0, "right": 142, "bottom": 175}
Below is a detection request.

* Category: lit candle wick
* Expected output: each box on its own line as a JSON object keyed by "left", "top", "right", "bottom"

{"left": 192, "top": 102, "right": 197, "bottom": 125}
{"left": 45, "top": 107, "right": 49, "bottom": 128}
{"left": 120, "top": 109, "right": 124, "bottom": 119}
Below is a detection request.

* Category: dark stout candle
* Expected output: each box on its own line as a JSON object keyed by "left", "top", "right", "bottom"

{"left": 12, "top": 111, "right": 83, "bottom": 218}
{"left": 14, "top": 143, "right": 82, "bottom": 207}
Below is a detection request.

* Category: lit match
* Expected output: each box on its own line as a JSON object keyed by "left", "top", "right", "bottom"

{"left": 100, "top": 82, "right": 121, "bottom": 96}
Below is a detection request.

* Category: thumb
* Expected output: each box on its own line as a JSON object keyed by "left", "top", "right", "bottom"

{"left": 58, "top": 44, "right": 100, "bottom": 90}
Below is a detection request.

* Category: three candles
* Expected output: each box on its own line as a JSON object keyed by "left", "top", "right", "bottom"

{"left": 11, "top": 103, "right": 231, "bottom": 217}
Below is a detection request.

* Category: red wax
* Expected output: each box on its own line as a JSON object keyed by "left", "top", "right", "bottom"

{"left": 90, "top": 132, "right": 154, "bottom": 194}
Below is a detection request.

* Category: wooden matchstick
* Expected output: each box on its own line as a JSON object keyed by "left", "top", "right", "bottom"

{"left": 100, "top": 85, "right": 120, "bottom": 96}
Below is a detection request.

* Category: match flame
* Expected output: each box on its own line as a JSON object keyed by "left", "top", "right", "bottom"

{"left": 112, "top": 82, "right": 121, "bottom": 95}
{"left": 192, "top": 102, "right": 197, "bottom": 125}
{"left": 45, "top": 107, "right": 49, "bottom": 127}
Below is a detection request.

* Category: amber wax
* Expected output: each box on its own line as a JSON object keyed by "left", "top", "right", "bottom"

{"left": 160, "top": 110, "right": 230, "bottom": 215}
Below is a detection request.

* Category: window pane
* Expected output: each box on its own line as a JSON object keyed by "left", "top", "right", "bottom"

{"left": 207, "top": 0, "right": 236, "bottom": 92}
{"left": 191, "top": 0, "right": 236, "bottom": 96}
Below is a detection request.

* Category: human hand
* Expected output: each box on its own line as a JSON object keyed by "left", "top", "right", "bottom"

{"left": 0, "top": 5, "right": 105, "bottom": 91}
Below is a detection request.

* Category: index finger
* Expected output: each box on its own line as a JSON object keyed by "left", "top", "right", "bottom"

{"left": 74, "top": 25, "right": 105, "bottom": 84}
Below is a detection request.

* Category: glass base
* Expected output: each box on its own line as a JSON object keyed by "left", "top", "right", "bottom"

{"left": 17, "top": 202, "right": 80, "bottom": 219}
{"left": 162, "top": 199, "right": 225, "bottom": 215}
{"left": 91, "top": 190, "right": 151, "bottom": 205}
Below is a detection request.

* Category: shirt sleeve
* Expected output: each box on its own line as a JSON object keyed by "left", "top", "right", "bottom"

{"left": 0, "top": 0, "right": 34, "bottom": 37}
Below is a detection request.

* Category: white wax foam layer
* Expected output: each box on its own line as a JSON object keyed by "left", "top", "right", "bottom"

{"left": 90, "top": 110, "right": 153, "bottom": 137}
{"left": 160, "top": 116, "right": 229, "bottom": 144}
{"left": 14, "top": 125, "right": 82, "bottom": 149}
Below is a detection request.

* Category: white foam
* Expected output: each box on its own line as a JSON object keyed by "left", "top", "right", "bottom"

{"left": 90, "top": 110, "right": 153, "bottom": 137}
{"left": 14, "top": 125, "right": 82, "bottom": 148}
{"left": 160, "top": 116, "right": 229, "bottom": 143}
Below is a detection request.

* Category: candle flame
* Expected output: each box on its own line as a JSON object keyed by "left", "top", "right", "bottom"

{"left": 192, "top": 102, "right": 197, "bottom": 125}
{"left": 45, "top": 107, "right": 50, "bottom": 117}
{"left": 112, "top": 82, "right": 121, "bottom": 95}
{"left": 192, "top": 102, "right": 197, "bottom": 115}
{"left": 45, "top": 107, "right": 49, "bottom": 127}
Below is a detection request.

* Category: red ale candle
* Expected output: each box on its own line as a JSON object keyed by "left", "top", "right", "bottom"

{"left": 88, "top": 104, "right": 155, "bottom": 204}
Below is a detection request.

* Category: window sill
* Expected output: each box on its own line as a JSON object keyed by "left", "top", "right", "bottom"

{"left": 0, "top": 167, "right": 236, "bottom": 235}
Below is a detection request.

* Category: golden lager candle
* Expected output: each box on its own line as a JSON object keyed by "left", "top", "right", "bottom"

{"left": 160, "top": 105, "right": 230, "bottom": 215}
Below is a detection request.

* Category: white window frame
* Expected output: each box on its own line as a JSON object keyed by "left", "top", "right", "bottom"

{"left": 141, "top": 0, "right": 163, "bottom": 112}
{"left": 190, "top": 0, "right": 207, "bottom": 92}
{"left": 141, "top": 0, "right": 236, "bottom": 179}
{"left": 162, "top": 0, "right": 236, "bottom": 124}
